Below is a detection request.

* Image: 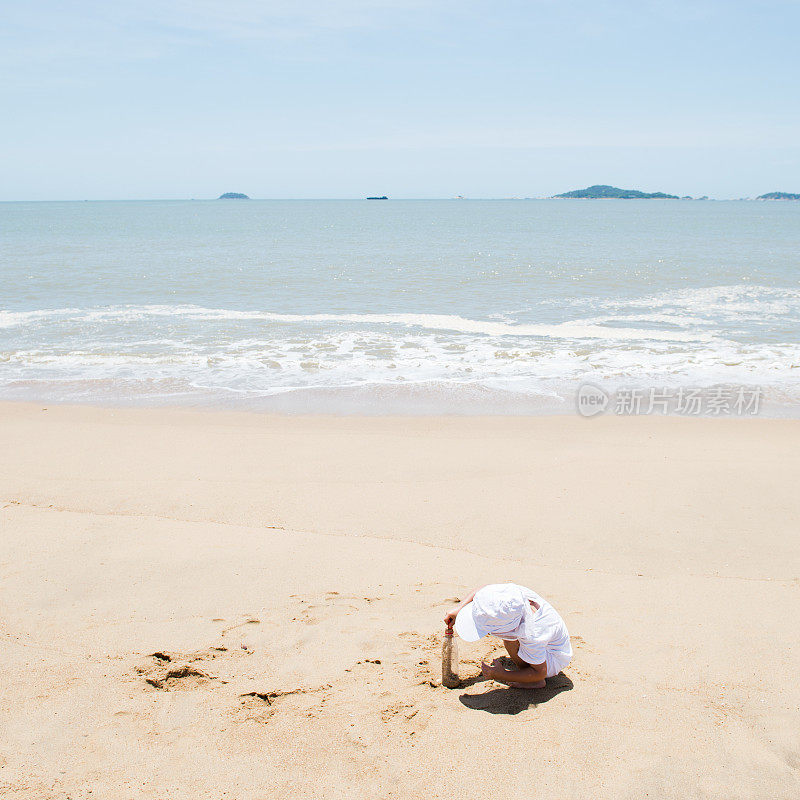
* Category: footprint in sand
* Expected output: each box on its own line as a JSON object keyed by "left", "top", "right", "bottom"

{"left": 343, "top": 658, "right": 385, "bottom": 684}
{"left": 134, "top": 645, "right": 248, "bottom": 690}
{"left": 398, "top": 631, "right": 439, "bottom": 651}
{"left": 219, "top": 616, "right": 262, "bottom": 650}
{"left": 379, "top": 699, "right": 431, "bottom": 739}
{"left": 136, "top": 653, "right": 216, "bottom": 690}
{"left": 380, "top": 700, "right": 417, "bottom": 723}
{"left": 221, "top": 617, "right": 261, "bottom": 635}
{"left": 290, "top": 592, "right": 382, "bottom": 626}
{"left": 236, "top": 685, "right": 330, "bottom": 722}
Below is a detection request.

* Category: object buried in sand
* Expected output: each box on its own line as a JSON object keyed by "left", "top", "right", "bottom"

{"left": 442, "top": 626, "right": 460, "bottom": 688}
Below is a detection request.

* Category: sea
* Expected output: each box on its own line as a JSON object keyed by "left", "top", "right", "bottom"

{"left": 1, "top": 199, "right": 798, "bottom": 415}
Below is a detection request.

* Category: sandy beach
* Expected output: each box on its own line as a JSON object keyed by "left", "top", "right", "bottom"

{"left": 1, "top": 402, "right": 799, "bottom": 799}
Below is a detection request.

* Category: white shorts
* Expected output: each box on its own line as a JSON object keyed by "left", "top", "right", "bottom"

{"left": 545, "top": 650, "right": 572, "bottom": 678}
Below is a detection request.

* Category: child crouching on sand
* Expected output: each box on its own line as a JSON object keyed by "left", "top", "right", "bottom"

{"left": 445, "top": 583, "right": 572, "bottom": 688}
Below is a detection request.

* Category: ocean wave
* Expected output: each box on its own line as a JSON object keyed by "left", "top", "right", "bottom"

{"left": 605, "top": 284, "right": 800, "bottom": 320}
{"left": 2, "top": 284, "right": 799, "bottom": 412}
{"left": 533, "top": 285, "right": 800, "bottom": 325}
{"left": 0, "top": 304, "right": 711, "bottom": 342}
{"left": 3, "top": 336, "right": 798, "bottom": 386}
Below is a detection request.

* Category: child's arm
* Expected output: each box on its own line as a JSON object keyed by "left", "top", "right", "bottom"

{"left": 443, "top": 585, "right": 487, "bottom": 627}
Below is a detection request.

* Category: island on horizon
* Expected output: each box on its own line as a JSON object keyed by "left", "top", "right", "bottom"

{"left": 366, "top": 196, "right": 388, "bottom": 200}
{"left": 553, "top": 184, "right": 679, "bottom": 199}
{"left": 757, "top": 191, "right": 800, "bottom": 200}
{"left": 218, "top": 192, "right": 250, "bottom": 199}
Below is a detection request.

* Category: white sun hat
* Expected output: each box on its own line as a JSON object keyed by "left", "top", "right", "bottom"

{"left": 454, "top": 583, "right": 532, "bottom": 642}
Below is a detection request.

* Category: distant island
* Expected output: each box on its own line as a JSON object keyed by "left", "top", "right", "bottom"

{"left": 218, "top": 192, "right": 249, "bottom": 199}
{"left": 757, "top": 191, "right": 800, "bottom": 200}
{"left": 366, "top": 196, "right": 388, "bottom": 200}
{"left": 553, "top": 184, "right": 679, "bottom": 199}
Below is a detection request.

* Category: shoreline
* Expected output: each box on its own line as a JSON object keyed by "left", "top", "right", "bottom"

{"left": 0, "top": 395, "right": 795, "bottom": 425}
{"left": 1, "top": 389, "right": 797, "bottom": 418}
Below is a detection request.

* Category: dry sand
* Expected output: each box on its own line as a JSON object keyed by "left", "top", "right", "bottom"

{"left": 1, "top": 402, "right": 798, "bottom": 799}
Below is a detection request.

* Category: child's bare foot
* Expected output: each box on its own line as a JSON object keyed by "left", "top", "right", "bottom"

{"left": 507, "top": 679, "right": 546, "bottom": 689}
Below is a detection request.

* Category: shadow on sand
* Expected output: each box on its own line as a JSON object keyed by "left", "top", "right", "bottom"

{"left": 458, "top": 673, "right": 573, "bottom": 715}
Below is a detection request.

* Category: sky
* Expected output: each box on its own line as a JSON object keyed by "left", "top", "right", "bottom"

{"left": 2, "top": 0, "right": 799, "bottom": 199}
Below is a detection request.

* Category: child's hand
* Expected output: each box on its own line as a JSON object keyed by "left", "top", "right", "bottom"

{"left": 480, "top": 658, "right": 505, "bottom": 680}
{"left": 444, "top": 609, "right": 458, "bottom": 627}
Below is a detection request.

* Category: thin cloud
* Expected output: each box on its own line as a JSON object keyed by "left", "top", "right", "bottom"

{"left": 147, "top": 0, "right": 440, "bottom": 35}
{"left": 1, "top": 0, "right": 459, "bottom": 66}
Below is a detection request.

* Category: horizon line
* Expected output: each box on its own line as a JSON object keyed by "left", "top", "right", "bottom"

{"left": 4, "top": 196, "right": 788, "bottom": 203}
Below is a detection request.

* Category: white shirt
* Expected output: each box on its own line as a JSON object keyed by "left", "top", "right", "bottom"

{"left": 513, "top": 585, "right": 572, "bottom": 673}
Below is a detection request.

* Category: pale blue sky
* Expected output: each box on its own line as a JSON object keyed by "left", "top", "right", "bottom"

{"left": 3, "top": 1, "right": 799, "bottom": 199}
